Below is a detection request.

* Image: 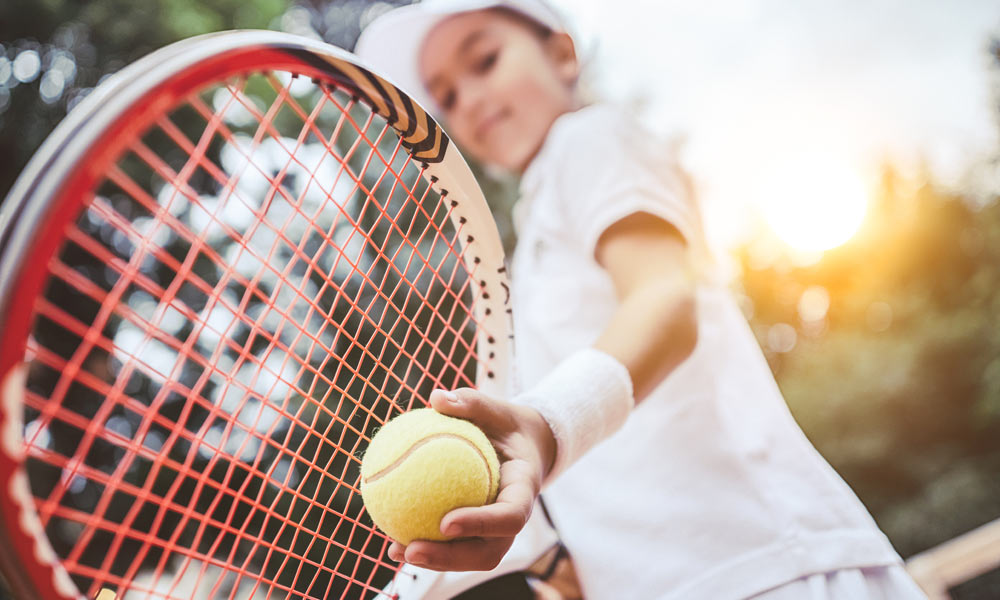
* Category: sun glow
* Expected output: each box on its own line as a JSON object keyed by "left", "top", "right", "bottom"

{"left": 760, "top": 157, "right": 869, "bottom": 253}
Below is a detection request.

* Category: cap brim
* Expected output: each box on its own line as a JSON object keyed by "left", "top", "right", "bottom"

{"left": 355, "top": 1, "right": 503, "bottom": 114}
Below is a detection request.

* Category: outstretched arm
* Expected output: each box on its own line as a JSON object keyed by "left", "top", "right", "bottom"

{"left": 392, "top": 212, "right": 698, "bottom": 571}
{"left": 592, "top": 211, "right": 698, "bottom": 402}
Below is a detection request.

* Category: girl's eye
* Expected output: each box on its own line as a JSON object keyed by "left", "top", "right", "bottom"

{"left": 440, "top": 89, "right": 457, "bottom": 112}
{"left": 474, "top": 51, "right": 498, "bottom": 74}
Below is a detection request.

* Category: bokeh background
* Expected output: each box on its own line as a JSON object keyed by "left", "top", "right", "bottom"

{"left": 2, "top": 0, "right": 999, "bottom": 598}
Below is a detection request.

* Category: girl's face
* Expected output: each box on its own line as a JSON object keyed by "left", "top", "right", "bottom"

{"left": 418, "top": 10, "right": 579, "bottom": 173}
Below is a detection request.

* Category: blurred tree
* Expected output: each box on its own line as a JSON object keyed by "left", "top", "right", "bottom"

{"left": 742, "top": 167, "right": 1000, "bottom": 487}
{"left": 737, "top": 38, "right": 1000, "bottom": 597}
{"left": 0, "top": 0, "right": 288, "bottom": 201}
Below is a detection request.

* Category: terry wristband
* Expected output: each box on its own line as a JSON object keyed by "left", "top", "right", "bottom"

{"left": 516, "top": 348, "right": 635, "bottom": 483}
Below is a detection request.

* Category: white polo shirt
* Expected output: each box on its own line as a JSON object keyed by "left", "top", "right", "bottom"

{"left": 509, "top": 104, "right": 902, "bottom": 600}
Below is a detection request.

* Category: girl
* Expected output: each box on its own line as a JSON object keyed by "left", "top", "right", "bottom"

{"left": 356, "top": 2, "right": 928, "bottom": 598}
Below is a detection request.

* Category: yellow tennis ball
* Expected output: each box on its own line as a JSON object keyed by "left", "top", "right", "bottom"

{"left": 360, "top": 408, "right": 501, "bottom": 545}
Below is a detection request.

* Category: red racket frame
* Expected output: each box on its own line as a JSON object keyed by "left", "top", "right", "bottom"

{"left": 0, "top": 31, "right": 512, "bottom": 600}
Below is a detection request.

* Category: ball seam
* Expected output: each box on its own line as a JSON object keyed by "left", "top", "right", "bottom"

{"left": 362, "top": 433, "right": 495, "bottom": 503}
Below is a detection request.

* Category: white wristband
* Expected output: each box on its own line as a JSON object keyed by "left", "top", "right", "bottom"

{"left": 515, "top": 348, "right": 635, "bottom": 483}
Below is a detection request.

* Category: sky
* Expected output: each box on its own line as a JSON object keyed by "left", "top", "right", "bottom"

{"left": 549, "top": 0, "right": 1000, "bottom": 250}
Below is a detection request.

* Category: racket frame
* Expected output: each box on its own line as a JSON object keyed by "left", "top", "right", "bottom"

{"left": 0, "top": 30, "right": 512, "bottom": 600}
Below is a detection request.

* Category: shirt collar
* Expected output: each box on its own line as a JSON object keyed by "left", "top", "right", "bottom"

{"left": 514, "top": 105, "right": 591, "bottom": 233}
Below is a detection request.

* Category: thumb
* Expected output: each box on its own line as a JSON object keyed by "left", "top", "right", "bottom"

{"left": 429, "top": 388, "right": 513, "bottom": 434}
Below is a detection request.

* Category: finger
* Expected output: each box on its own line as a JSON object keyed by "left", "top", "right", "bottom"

{"left": 388, "top": 542, "right": 405, "bottom": 563}
{"left": 440, "top": 459, "right": 536, "bottom": 538}
{"left": 440, "top": 499, "right": 531, "bottom": 538}
{"left": 429, "top": 388, "right": 515, "bottom": 435}
{"left": 495, "top": 455, "right": 543, "bottom": 503}
{"left": 404, "top": 536, "right": 514, "bottom": 572}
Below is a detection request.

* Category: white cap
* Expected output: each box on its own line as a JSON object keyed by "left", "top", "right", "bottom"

{"left": 354, "top": 0, "right": 567, "bottom": 113}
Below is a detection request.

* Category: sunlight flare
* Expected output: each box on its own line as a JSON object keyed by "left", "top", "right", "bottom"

{"left": 761, "top": 157, "right": 869, "bottom": 252}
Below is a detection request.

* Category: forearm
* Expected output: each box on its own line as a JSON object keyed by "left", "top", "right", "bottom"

{"left": 593, "top": 280, "right": 698, "bottom": 403}
{"left": 517, "top": 213, "right": 697, "bottom": 482}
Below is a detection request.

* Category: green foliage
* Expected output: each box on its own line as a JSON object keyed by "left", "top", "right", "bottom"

{"left": 0, "top": 0, "right": 287, "bottom": 199}
{"left": 738, "top": 166, "right": 1000, "bottom": 570}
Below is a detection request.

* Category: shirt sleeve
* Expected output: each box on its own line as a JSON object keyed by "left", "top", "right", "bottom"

{"left": 548, "top": 105, "right": 703, "bottom": 261}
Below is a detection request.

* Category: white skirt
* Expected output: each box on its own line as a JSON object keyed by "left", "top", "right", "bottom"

{"left": 750, "top": 565, "right": 928, "bottom": 600}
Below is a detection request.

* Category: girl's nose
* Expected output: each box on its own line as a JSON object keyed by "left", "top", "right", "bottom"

{"left": 454, "top": 76, "right": 489, "bottom": 122}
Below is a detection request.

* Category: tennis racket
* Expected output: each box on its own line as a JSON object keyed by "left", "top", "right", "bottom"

{"left": 0, "top": 29, "right": 545, "bottom": 600}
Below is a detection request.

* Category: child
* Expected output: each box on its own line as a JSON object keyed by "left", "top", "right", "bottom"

{"left": 356, "top": 2, "right": 928, "bottom": 598}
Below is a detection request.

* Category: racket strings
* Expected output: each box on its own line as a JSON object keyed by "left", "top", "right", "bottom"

{"left": 19, "top": 68, "right": 491, "bottom": 599}
{"left": 172, "top": 79, "right": 481, "bottom": 389}
{"left": 21, "top": 355, "right": 387, "bottom": 599}
{"left": 34, "top": 154, "right": 460, "bottom": 544}
{"left": 132, "top": 81, "right": 422, "bottom": 596}
{"left": 194, "top": 77, "right": 484, "bottom": 341}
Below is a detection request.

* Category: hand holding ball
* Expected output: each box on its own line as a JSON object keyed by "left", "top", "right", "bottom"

{"left": 360, "top": 408, "right": 501, "bottom": 545}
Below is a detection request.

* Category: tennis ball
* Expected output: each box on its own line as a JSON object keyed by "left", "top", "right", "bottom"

{"left": 360, "top": 408, "right": 501, "bottom": 545}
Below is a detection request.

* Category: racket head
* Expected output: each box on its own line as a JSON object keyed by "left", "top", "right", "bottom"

{"left": 0, "top": 30, "right": 511, "bottom": 600}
